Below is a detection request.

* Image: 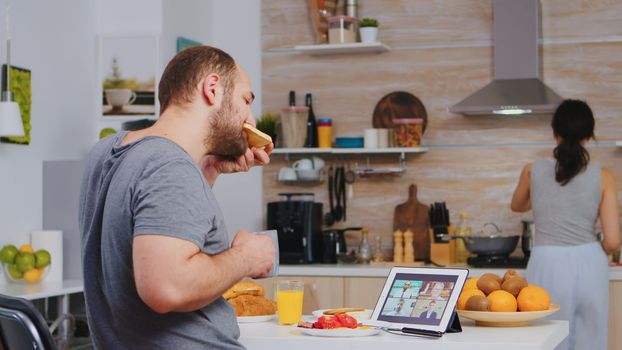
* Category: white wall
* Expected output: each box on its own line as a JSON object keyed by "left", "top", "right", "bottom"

{"left": 0, "top": 0, "right": 264, "bottom": 249}
{"left": 161, "top": 0, "right": 212, "bottom": 72}
{"left": 208, "top": 0, "right": 264, "bottom": 237}
{"left": 0, "top": 0, "right": 98, "bottom": 245}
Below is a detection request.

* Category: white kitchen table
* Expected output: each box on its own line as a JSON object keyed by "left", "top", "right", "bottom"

{"left": 0, "top": 279, "right": 84, "bottom": 337}
{"left": 239, "top": 319, "right": 568, "bottom": 350}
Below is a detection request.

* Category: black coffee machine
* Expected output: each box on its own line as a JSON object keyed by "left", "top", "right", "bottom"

{"left": 267, "top": 193, "right": 323, "bottom": 264}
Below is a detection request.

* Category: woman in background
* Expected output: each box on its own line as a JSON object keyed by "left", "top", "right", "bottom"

{"left": 511, "top": 99, "right": 620, "bottom": 350}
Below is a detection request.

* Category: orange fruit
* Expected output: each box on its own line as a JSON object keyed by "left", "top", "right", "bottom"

{"left": 23, "top": 268, "right": 44, "bottom": 283}
{"left": 19, "top": 244, "right": 33, "bottom": 253}
{"left": 517, "top": 285, "right": 550, "bottom": 311}
{"left": 487, "top": 290, "right": 517, "bottom": 312}
{"left": 457, "top": 289, "right": 485, "bottom": 310}
{"left": 463, "top": 277, "right": 479, "bottom": 291}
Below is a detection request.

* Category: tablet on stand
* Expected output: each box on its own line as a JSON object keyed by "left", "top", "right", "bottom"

{"left": 366, "top": 267, "right": 469, "bottom": 337}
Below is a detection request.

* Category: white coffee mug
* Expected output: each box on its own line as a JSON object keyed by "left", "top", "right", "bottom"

{"left": 311, "top": 156, "right": 325, "bottom": 170}
{"left": 277, "top": 167, "right": 297, "bottom": 181}
{"left": 293, "top": 158, "right": 314, "bottom": 170}
{"left": 254, "top": 230, "right": 279, "bottom": 277}
{"left": 105, "top": 89, "right": 137, "bottom": 108}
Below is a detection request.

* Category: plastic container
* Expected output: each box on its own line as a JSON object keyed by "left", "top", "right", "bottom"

{"left": 393, "top": 118, "right": 423, "bottom": 147}
{"left": 280, "top": 106, "right": 309, "bottom": 148}
{"left": 327, "top": 16, "right": 357, "bottom": 44}
{"left": 334, "top": 136, "right": 364, "bottom": 148}
{"left": 317, "top": 118, "right": 333, "bottom": 148}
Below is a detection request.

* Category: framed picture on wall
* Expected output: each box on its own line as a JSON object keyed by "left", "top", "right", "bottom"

{"left": 1, "top": 65, "right": 31, "bottom": 145}
{"left": 98, "top": 35, "right": 159, "bottom": 119}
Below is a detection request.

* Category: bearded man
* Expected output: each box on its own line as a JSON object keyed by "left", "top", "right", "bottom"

{"left": 79, "top": 46, "right": 275, "bottom": 349}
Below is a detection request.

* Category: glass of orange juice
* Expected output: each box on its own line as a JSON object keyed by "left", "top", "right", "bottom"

{"left": 276, "top": 280, "right": 304, "bottom": 325}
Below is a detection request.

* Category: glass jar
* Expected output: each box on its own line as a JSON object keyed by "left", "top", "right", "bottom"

{"left": 317, "top": 118, "right": 333, "bottom": 148}
{"left": 280, "top": 106, "right": 309, "bottom": 148}
{"left": 393, "top": 118, "right": 423, "bottom": 147}
{"left": 327, "top": 16, "right": 357, "bottom": 44}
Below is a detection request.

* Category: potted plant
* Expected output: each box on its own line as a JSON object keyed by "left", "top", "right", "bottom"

{"left": 256, "top": 113, "right": 279, "bottom": 146}
{"left": 359, "top": 18, "right": 379, "bottom": 43}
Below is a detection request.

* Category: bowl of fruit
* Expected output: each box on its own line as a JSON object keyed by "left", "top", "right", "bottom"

{"left": 0, "top": 244, "right": 51, "bottom": 284}
{"left": 456, "top": 269, "right": 559, "bottom": 327}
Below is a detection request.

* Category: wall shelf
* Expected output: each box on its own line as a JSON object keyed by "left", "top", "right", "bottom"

{"left": 294, "top": 42, "right": 390, "bottom": 55}
{"left": 272, "top": 147, "right": 427, "bottom": 156}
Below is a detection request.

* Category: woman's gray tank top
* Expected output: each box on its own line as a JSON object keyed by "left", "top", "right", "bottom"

{"left": 530, "top": 159, "right": 601, "bottom": 246}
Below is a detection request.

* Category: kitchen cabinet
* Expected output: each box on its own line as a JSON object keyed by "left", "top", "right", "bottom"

{"left": 254, "top": 276, "right": 344, "bottom": 314}
{"left": 343, "top": 277, "right": 385, "bottom": 308}
{"left": 608, "top": 281, "right": 622, "bottom": 350}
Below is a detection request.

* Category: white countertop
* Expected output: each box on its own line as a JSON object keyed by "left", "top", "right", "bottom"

{"left": 279, "top": 264, "right": 622, "bottom": 281}
{"left": 0, "top": 279, "right": 83, "bottom": 300}
{"left": 239, "top": 319, "right": 568, "bottom": 350}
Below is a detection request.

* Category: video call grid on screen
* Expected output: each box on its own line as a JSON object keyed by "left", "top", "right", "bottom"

{"left": 378, "top": 273, "right": 458, "bottom": 326}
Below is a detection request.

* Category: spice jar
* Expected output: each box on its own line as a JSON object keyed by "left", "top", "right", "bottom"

{"left": 393, "top": 118, "right": 423, "bottom": 147}
{"left": 327, "top": 16, "right": 357, "bottom": 44}
{"left": 317, "top": 118, "right": 333, "bottom": 148}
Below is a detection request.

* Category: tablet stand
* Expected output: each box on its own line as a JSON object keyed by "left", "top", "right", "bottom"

{"left": 445, "top": 311, "right": 462, "bottom": 333}
{"left": 397, "top": 311, "right": 462, "bottom": 338}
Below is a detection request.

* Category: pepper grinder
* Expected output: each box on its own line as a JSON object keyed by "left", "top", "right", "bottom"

{"left": 393, "top": 230, "right": 404, "bottom": 263}
{"left": 403, "top": 230, "right": 415, "bottom": 263}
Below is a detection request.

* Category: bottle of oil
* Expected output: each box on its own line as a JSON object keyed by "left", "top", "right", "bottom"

{"left": 358, "top": 227, "right": 371, "bottom": 264}
{"left": 454, "top": 211, "right": 472, "bottom": 263}
{"left": 304, "top": 93, "right": 318, "bottom": 147}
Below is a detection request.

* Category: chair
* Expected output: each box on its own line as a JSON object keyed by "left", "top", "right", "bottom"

{"left": 0, "top": 293, "right": 57, "bottom": 350}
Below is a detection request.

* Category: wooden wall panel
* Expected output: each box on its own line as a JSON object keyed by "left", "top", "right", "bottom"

{"left": 262, "top": 0, "right": 622, "bottom": 50}
{"left": 261, "top": 0, "right": 622, "bottom": 252}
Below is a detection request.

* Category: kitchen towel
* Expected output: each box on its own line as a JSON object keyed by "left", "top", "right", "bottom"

{"left": 31, "top": 230, "right": 63, "bottom": 282}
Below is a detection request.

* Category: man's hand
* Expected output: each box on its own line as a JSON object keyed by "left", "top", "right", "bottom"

{"left": 200, "top": 144, "right": 273, "bottom": 187}
{"left": 231, "top": 230, "right": 275, "bottom": 278}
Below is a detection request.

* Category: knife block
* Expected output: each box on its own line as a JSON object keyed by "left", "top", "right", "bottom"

{"left": 430, "top": 227, "right": 457, "bottom": 266}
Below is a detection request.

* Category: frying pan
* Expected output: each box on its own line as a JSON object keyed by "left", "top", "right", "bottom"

{"left": 454, "top": 223, "right": 519, "bottom": 256}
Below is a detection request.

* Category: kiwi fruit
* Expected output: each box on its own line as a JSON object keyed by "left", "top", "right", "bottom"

{"left": 501, "top": 276, "right": 528, "bottom": 297}
{"left": 480, "top": 273, "right": 502, "bottom": 284}
{"left": 502, "top": 269, "right": 520, "bottom": 283}
{"left": 477, "top": 276, "right": 501, "bottom": 295}
{"left": 465, "top": 295, "right": 490, "bottom": 311}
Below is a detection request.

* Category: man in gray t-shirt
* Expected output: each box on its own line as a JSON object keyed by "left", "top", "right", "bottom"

{"left": 79, "top": 46, "right": 275, "bottom": 349}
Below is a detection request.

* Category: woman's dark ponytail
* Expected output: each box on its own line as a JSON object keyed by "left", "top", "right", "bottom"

{"left": 551, "top": 99, "right": 595, "bottom": 186}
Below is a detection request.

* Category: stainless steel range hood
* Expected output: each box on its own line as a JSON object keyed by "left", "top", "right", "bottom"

{"left": 449, "top": 0, "right": 562, "bottom": 115}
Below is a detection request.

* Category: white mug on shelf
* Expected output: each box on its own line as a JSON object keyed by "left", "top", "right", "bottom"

{"left": 311, "top": 156, "right": 325, "bottom": 170}
{"left": 364, "top": 128, "right": 379, "bottom": 149}
{"left": 377, "top": 128, "right": 389, "bottom": 148}
{"left": 105, "top": 89, "right": 137, "bottom": 108}
{"left": 277, "top": 167, "right": 297, "bottom": 181}
{"left": 292, "top": 158, "right": 314, "bottom": 170}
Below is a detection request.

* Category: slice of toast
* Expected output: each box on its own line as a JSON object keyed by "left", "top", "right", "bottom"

{"left": 243, "top": 123, "right": 272, "bottom": 148}
{"left": 322, "top": 308, "right": 365, "bottom": 315}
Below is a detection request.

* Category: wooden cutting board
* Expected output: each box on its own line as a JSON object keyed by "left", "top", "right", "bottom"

{"left": 393, "top": 184, "right": 431, "bottom": 261}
